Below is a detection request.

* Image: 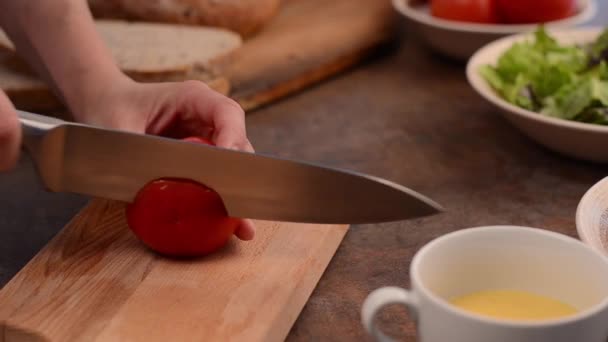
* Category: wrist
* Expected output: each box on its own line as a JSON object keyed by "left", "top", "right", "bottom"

{"left": 65, "top": 70, "right": 134, "bottom": 122}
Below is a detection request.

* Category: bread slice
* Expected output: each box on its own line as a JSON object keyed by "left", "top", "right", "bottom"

{"left": 0, "top": 57, "right": 231, "bottom": 112}
{"left": 87, "top": 0, "right": 282, "bottom": 37}
{"left": 0, "top": 51, "right": 62, "bottom": 112}
{"left": 0, "top": 20, "right": 240, "bottom": 111}
{"left": 0, "top": 20, "right": 241, "bottom": 77}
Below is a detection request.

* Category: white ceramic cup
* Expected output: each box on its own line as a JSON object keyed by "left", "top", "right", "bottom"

{"left": 361, "top": 226, "right": 608, "bottom": 342}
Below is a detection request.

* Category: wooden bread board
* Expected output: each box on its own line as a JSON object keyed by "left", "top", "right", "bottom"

{"left": 220, "top": 0, "right": 397, "bottom": 111}
{"left": 0, "top": 200, "right": 348, "bottom": 341}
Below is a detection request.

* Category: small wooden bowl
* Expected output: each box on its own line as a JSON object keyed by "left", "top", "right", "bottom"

{"left": 576, "top": 177, "right": 608, "bottom": 256}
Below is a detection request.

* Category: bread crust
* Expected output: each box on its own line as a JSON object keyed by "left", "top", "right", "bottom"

{"left": 88, "top": 0, "right": 282, "bottom": 37}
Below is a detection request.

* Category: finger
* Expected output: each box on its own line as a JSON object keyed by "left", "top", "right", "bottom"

{"left": 187, "top": 96, "right": 251, "bottom": 151}
{"left": 183, "top": 84, "right": 249, "bottom": 150}
{"left": 240, "top": 139, "right": 255, "bottom": 153}
{"left": 234, "top": 219, "right": 256, "bottom": 241}
{"left": 159, "top": 81, "right": 245, "bottom": 142}
{"left": 208, "top": 98, "right": 250, "bottom": 151}
{"left": 158, "top": 81, "right": 252, "bottom": 150}
{"left": 160, "top": 119, "right": 214, "bottom": 141}
{"left": 0, "top": 91, "right": 20, "bottom": 171}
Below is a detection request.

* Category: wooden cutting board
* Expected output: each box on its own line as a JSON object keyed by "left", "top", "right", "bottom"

{"left": 217, "top": 0, "right": 397, "bottom": 111}
{"left": 0, "top": 200, "right": 348, "bottom": 341}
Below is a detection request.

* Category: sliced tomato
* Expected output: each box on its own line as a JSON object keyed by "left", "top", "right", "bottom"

{"left": 496, "top": 0, "right": 576, "bottom": 24}
{"left": 126, "top": 136, "right": 238, "bottom": 257}
{"left": 431, "top": 0, "right": 498, "bottom": 24}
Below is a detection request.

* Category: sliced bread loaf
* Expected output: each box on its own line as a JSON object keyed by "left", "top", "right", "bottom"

{"left": 0, "top": 20, "right": 241, "bottom": 77}
{"left": 0, "top": 20, "right": 240, "bottom": 111}
{"left": 87, "top": 0, "right": 282, "bottom": 37}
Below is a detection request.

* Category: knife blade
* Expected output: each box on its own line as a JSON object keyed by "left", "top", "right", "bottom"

{"left": 18, "top": 110, "right": 442, "bottom": 224}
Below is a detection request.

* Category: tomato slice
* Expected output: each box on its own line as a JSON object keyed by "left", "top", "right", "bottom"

{"left": 431, "top": 0, "right": 498, "bottom": 24}
{"left": 126, "top": 136, "right": 238, "bottom": 257}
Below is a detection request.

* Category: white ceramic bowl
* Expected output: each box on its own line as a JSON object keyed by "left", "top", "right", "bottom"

{"left": 467, "top": 27, "right": 608, "bottom": 163}
{"left": 576, "top": 176, "right": 608, "bottom": 256}
{"left": 392, "top": 0, "right": 597, "bottom": 60}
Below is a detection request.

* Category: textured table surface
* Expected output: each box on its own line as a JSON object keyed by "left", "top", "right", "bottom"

{"left": 2, "top": 4, "right": 608, "bottom": 342}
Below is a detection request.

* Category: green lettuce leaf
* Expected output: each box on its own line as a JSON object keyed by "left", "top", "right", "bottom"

{"left": 479, "top": 26, "right": 608, "bottom": 125}
{"left": 574, "top": 107, "right": 608, "bottom": 124}
{"left": 588, "top": 28, "right": 608, "bottom": 65}
{"left": 542, "top": 77, "right": 608, "bottom": 119}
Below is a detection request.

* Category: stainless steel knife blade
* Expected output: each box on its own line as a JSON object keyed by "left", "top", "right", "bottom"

{"left": 18, "top": 110, "right": 442, "bottom": 224}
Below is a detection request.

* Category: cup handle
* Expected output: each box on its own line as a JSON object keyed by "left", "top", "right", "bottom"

{"left": 361, "top": 286, "right": 418, "bottom": 342}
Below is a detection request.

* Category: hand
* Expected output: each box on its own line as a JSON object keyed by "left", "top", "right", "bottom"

{"left": 74, "top": 77, "right": 255, "bottom": 241}
{"left": 0, "top": 90, "right": 20, "bottom": 171}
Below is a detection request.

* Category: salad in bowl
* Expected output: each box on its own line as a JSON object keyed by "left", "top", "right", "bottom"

{"left": 480, "top": 26, "right": 608, "bottom": 125}
{"left": 467, "top": 26, "right": 608, "bottom": 163}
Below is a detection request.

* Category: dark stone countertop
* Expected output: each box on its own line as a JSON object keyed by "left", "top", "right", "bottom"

{"left": 2, "top": 5, "right": 608, "bottom": 342}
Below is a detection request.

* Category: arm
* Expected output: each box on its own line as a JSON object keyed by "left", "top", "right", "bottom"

{"left": 0, "top": 0, "right": 255, "bottom": 240}
{"left": 0, "top": 0, "right": 128, "bottom": 119}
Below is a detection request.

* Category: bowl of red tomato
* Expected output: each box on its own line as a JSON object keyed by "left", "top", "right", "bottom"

{"left": 393, "top": 0, "right": 597, "bottom": 60}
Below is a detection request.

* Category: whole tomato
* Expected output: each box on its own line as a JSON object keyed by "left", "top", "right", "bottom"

{"left": 126, "top": 136, "right": 238, "bottom": 257}
{"left": 431, "top": 0, "right": 498, "bottom": 24}
{"left": 496, "top": 0, "right": 576, "bottom": 23}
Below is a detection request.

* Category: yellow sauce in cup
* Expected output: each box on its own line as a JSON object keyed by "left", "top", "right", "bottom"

{"left": 450, "top": 290, "right": 578, "bottom": 321}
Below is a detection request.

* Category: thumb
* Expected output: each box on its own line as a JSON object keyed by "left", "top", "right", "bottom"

{"left": 0, "top": 91, "right": 21, "bottom": 171}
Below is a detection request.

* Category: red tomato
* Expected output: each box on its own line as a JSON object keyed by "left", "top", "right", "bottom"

{"left": 126, "top": 137, "right": 238, "bottom": 257}
{"left": 496, "top": 0, "right": 576, "bottom": 23}
{"left": 431, "top": 0, "right": 498, "bottom": 24}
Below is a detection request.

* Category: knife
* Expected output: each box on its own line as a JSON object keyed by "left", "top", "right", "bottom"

{"left": 17, "top": 110, "right": 442, "bottom": 224}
